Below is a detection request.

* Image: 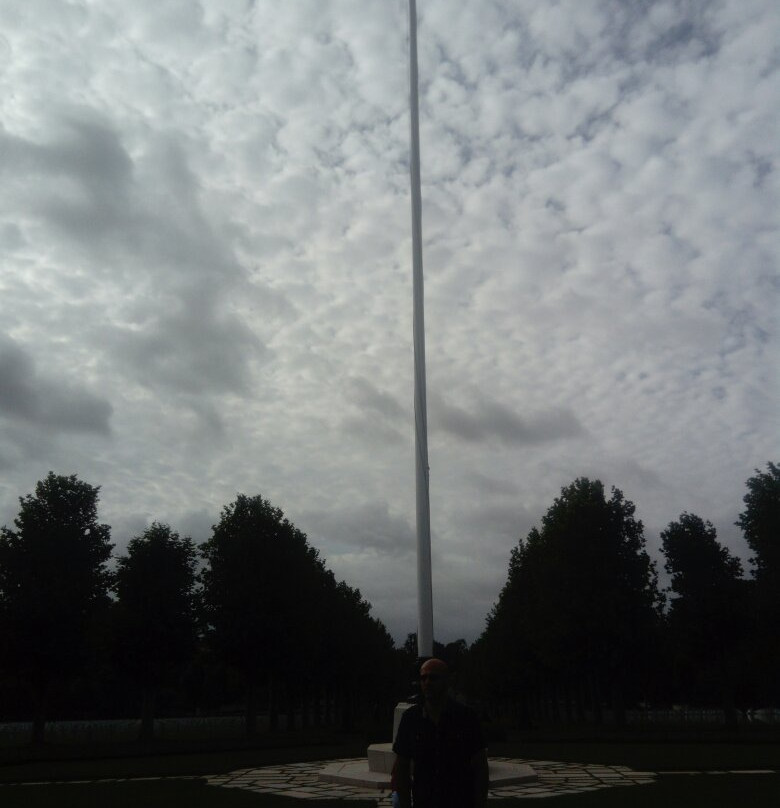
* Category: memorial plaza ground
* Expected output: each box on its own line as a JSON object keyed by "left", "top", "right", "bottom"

{"left": 0, "top": 734, "right": 779, "bottom": 806}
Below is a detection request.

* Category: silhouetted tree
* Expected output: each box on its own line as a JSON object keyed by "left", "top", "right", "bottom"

{"left": 661, "top": 513, "right": 747, "bottom": 724}
{"left": 478, "top": 538, "right": 540, "bottom": 725}
{"left": 318, "top": 576, "right": 396, "bottom": 730}
{"left": 401, "top": 632, "right": 446, "bottom": 662}
{"left": 480, "top": 479, "right": 662, "bottom": 726}
{"left": 737, "top": 463, "right": 780, "bottom": 581}
{"left": 113, "top": 522, "right": 198, "bottom": 741}
{"left": 0, "top": 473, "right": 112, "bottom": 743}
{"left": 737, "top": 462, "right": 780, "bottom": 702}
{"left": 199, "top": 493, "right": 326, "bottom": 736}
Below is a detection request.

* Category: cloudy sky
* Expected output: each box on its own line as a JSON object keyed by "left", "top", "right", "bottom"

{"left": 1, "top": 0, "right": 777, "bottom": 644}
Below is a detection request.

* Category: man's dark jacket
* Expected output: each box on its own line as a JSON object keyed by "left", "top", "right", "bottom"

{"left": 393, "top": 698, "right": 485, "bottom": 808}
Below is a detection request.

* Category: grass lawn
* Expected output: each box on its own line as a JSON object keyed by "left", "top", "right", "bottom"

{"left": 494, "top": 774, "right": 780, "bottom": 808}
{"left": 492, "top": 739, "right": 780, "bottom": 771}
{"left": 1, "top": 774, "right": 778, "bottom": 807}
{"left": 0, "top": 739, "right": 367, "bottom": 783}
{"left": 0, "top": 780, "right": 375, "bottom": 807}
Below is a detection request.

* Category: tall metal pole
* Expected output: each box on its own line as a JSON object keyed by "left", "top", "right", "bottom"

{"left": 408, "top": 0, "right": 433, "bottom": 660}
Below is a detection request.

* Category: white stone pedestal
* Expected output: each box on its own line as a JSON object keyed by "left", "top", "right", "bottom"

{"left": 318, "top": 750, "right": 537, "bottom": 790}
{"left": 318, "top": 701, "right": 537, "bottom": 790}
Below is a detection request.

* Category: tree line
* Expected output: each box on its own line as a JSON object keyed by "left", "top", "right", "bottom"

{"left": 0, "top": 463, "right": 777, "bottom": 742}
{"left": 470, "top": 464, "right": 779, "bottom": 728}
{"left": 0, "top": 474, "right": 402, "bottom": 744}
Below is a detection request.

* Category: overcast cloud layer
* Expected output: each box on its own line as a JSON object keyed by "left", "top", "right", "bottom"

{"left": 1, "top": 0, "right": 778, "bottom": 643}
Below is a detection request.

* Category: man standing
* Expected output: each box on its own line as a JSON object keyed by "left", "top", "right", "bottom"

{"left": 392, "top": 658, "right": 489, "bottom": 808}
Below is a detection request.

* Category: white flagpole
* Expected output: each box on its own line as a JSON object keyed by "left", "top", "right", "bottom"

{"left": 408, "top": 0, "right": 433, "bottom": 660}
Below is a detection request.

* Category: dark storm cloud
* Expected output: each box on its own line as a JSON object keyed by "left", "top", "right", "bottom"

{"left": 0, "top": 117, "right": 247, "bottom": 287}
{"left": 345, "top": 376, "right": 406, "bottom": 420}
{"left": 467, "top": 471, "right": 519, "bottom": 497}
{"left": 338, "top": 377, "right": 407, "bottom": 444}
{"left": 460, "top": 502, "right": 535, "bottom": 552}
{"left": 0, "top": 117, "right": 134, "bottom": 240}
{"left": 340, "top": 413, "right": 404, "bottom": 445}
{"left": 433, "top": 393, "right": 584, "bottom": 446}
{"left": 0, "top": 117, "right": 273, "bottom": 402}
{"left": 106, "top": 288, "right": 264, "bottom": 397}
{"left": 0, "top": 335, "right": 112, "bottom": 434}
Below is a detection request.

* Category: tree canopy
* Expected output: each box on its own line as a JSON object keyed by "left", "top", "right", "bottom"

{"left": 200, "top": 494, "right": 325, "bottom": 681}
{"left": 662, "top": 513, "right": 743, "bottom": 596}
{"left": 736, "top": 462, "right": 780, "bottom": 703}
{"left": 199, "top": 492, "right": 395, "bottom": 733}
{"left": 1, "top": 464, "right": 776, "bottom": 734}
{"left": 0, "top": 472, "right": 113, "bottom": 741}
{"left": 660, "top": 513, "right": 747, "bottom": 721}
{"left": 113, "top": 522, "right": 199, "bottom": 740}
{"left": 736, "top": 462, "right": 780, "bottom": 581}
{"left": 479, "top": 478, "right": 662, "bottom": 724}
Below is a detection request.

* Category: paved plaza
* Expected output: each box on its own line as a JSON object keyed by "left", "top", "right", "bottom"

{"left": 207, "top": 756, "right": 658, "bottom": 800}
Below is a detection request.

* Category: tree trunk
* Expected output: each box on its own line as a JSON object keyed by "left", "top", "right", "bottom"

{"left": 531, "top": 688, "right": 542, "bottom": 726}
{"left": 563, "top": 680, "right": 573, "bottom": 724}
{"left": 324, "top": 684, "right": 333, "bottom": 726}
{"left": 516, "top": 695, "right": 532, "bottom": 730}
{"left": 285, "top": 684, "right": 295, "bottom": 731}
{"left": 31, "top": 685, "right": 47, "bottom": 746}
{"left": 590, "top": 673, "right": 603, "bottom": 725}
{"left": 301, "top": 685, "right": 310, "bottom": 729}
{"left": 540, "top": 686, "right": 550, "bottom": 723}
{"left": 612, "top": 682, "right": 626, "bottom": 727}
{"left": 550, "top": 681, "right": 562, "bottom": 723}
{"left": 575, "top": 680, "right": 586, "bottom": 724}
{"left": 723, "top": 689, "right": 738, "bottom": 729}
{"left": 313, "top": 685, "right": 322, "bottom": 727}
{"left": 245, "top": 680, "right": 257, "bottom": 738}
{"left": 340, "top": 687, "right": 353, "bottom": 731}
{"left": 140, "top": 687, "right": 156, "bottom": 742}
{"left": 269, "top": 674, "right": 279, "bottom": 732}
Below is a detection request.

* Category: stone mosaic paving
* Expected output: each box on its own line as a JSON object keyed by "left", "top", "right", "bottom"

{"left": 206, "top": 756, "right": 658, "bottom": 801}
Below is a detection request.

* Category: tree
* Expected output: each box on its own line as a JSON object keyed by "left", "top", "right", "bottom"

{"left": 737, "top": 463, "right": 780, "bottom": 582}
{"left": 113, "top": 523, "right": 198, "bottom": 741}
{"left": 736, "top": 463, "right": 780, "bottom": 702}
{"left": 479, "top": 479, "right": 663, "bottom": 726}
{"left": 478, "top": 538, "right": 541, "bottom": 726}
{"left": 200, "top": 493, "right": 399, "bottom": 734}
{"left": 316, "top": 576, "right": 396, "bottom": 731}
{"left": 660, "top": 513, "right": 747, "bottom": 723}
{"left": 0, "top": 472, "right": 113, "bottom": 743}
{"left": 199, "top": 493, "right": 327, "bottom": 736}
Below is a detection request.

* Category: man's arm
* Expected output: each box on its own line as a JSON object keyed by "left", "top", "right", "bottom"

{"left": 471, "top": 748, "right": 489, "bottom": 808}
{"left": 393, "top": 754, "right": 412, "bottom": 808}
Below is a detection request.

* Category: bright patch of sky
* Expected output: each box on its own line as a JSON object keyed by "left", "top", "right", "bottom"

{"left": 0, "top": 0, "right": 777, "bottom": 642}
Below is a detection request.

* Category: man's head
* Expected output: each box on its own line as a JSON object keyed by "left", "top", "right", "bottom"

{"left": 419, "top": 657, "right": 449, "bottom": 707}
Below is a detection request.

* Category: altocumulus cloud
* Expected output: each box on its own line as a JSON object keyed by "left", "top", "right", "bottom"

{"left": 432, "top": 392, "right": 584, "bottom": 446}
{"left": 0, "top": 335, "right": 112, "bottom": 435}
{"left": 0, "top": 0, "right": 777, "bottom": 643}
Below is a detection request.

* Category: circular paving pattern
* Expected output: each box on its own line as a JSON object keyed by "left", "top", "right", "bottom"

{"left": 207, "top": 756, "right": 658, "bottom": 801}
